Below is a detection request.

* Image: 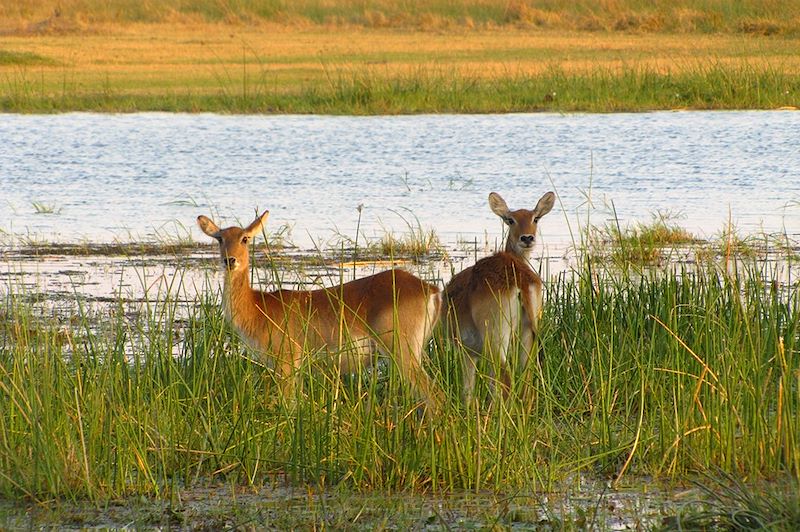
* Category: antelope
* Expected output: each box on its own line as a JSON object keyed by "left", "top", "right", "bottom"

{"left": 444, "top": 191, "right": 555, "bottom": 403}
{"left": 197, "top": 210, "right": 444, "bottom": 411}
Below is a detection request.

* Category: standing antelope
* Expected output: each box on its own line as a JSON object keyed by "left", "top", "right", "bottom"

{"left": 444, "top": 191, "right": 555, "bottom": 403}
{"left": 197, "top": 210, "right": 444, "bottom": 411}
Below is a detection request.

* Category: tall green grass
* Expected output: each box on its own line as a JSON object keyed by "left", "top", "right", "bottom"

{"left": 1, "top": 242, "right": 797, "bottom": 501}
{"left": 3, "top": 63, "right": 798, "bottom": 113}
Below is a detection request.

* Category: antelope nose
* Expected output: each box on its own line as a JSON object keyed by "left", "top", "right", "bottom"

{"left": 520, "top": 235, "right": 535, "bottom": 246}
{"left": 225, "top": 257, "right": 237, "bottom": 270}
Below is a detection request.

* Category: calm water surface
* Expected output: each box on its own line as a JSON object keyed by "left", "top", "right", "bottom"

{"left": 2, "top": 111, "right": 798, "bottom": 251}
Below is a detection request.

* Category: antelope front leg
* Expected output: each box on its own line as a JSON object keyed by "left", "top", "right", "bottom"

{"left": 519, "top": 308, "right": 544, "bottom": 372}
{"left": 461, "top": 352, "right": 478, "bottom": 406}
{"left": 490, "top": 359, "right": 513, "bottom": 402}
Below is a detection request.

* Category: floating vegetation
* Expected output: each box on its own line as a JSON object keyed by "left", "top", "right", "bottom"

{"left": 31, "top": 201, "right": 61, "bottom": 215}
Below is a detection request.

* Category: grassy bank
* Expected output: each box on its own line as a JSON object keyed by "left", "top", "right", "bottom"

{"left": 1, "top": 245, "right": 798, "bottom": 505}
{"left": 3, "top": 0, "right": 799, "bottom": 35}
{"left": 2, "top": 23, "right": 799, "bottom": 113}
{"left": 4, "top": 62, "right": 798, "bottom": 114}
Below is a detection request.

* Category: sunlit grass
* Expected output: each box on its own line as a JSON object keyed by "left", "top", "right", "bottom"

{"left": 587, "top": 212, "right": 697, "bottom": 266}
{"left": 3, "top": 62, "right": 797, "bottom": 113}
{"left": 1, "top": 228, "right": 798, "bottom": 503}
{"left": 2, "top": 22, "right": 799, "bottom": 113}
{"left": 3, "top": 0, "right": 799, "bottom": 35}
{"left": 377, "top": 228, "right": 444, "bottom": 259}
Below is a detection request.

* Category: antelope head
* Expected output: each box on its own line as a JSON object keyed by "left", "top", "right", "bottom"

{"left": 197, "top": 211, "right": 269, "bottom": 275}
{"left": 489, "top": 191, "right": 555, "bottom": 257}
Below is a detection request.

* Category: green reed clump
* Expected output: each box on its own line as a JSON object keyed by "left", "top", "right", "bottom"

{"left": 0, "top": 250, "right": 798, "bottom": 501}
{"left": 587, "top": 214, "right": 697, "bottom": 266}
{"left": 544, "top": 260, "right": 799, "bottom": 479}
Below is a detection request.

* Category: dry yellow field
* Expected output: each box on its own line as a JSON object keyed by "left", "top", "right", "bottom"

{"left": 4, "top": 24, "right": 799, "bottom": 83}
{"left": 2, "top": 23, "right": 799, "bottom": 111}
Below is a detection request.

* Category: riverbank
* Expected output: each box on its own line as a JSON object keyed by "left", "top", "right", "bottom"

{"left": 2, "top": 24, "right": 799, "bottom": 113}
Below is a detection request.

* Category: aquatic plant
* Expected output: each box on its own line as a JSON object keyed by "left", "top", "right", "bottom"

{"left": 587, "top": 211, "right": 697, "bottom": 266}
{"left": 31, "top": 201, "right": 61, "bottom": 215}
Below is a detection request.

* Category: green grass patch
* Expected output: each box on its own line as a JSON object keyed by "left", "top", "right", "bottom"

{"left": 333, "top": 208, "right": 447, "bottom": 261}
{"left": 2, "top": 62, "right": 798, "bottom": 113}
{"left": 0, "top": 49, "right": 56, "bottom": 66}
{"left": 376, "top": 228, "right": 444, "bottom": 259}
{"left": 588, "top": 212, "right": 698, "bottom": 266}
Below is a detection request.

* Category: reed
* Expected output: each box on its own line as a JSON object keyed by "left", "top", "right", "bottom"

{"left": 0, "top": 233, "right": 798, "bottom": 503}
{"left": 587, "top": 212, "right": 697, "bottom": 266}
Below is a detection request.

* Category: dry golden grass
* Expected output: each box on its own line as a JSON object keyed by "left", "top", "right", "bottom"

{"left": 2, "top": 0, "right": 798, "bottom": 35}
{"left": 3, "top": 23, "right": 800, "bottom": 98}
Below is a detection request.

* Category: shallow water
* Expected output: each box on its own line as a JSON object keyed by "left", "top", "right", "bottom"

{"left": 0, "top": 475, "right": 687, "bottom": 530}
{"left": 2, "top": 111, "right": 798, "bottom": 254}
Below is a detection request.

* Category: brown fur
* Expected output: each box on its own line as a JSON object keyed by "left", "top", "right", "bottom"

{"left": 198, "top": 211, "right": 443, "bottom": 411}
{"left": 444, "top": 191, "right": 554, "bottom": 403}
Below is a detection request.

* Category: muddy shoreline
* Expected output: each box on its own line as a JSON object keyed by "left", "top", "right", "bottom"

{"left": 0, "top": 476, "right": 691, "bottom": 530}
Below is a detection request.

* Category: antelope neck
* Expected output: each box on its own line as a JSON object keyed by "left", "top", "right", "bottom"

{"left": 222, "top": 268, "right": 257, "bottom": 320}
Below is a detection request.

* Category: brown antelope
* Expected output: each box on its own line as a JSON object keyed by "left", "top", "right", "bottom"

{"left": 197, "top": 210, "right": 444, "bottom": 411}
{"left": 444, "top": 191, "right": 555, "bottom": 403}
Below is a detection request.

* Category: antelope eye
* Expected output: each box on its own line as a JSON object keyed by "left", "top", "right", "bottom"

{"left": 504, "top": 217, "right": 515, "bottom": 226}
{"left": 241, "top": 236, "right": 249, "bottom": 244}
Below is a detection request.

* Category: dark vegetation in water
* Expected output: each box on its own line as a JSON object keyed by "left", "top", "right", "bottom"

{"left": 9, "top": 241, "right": 203, "bottom": 257}
{"left": 663, "top": 472, "right": 800, "bottom": 530}
{"left": 3, "top": 475, "right": 797, "bottom": 530}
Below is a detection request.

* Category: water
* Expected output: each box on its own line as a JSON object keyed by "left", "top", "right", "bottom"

{"left": 2, "top": 111, "right": 799, "bottom": 252}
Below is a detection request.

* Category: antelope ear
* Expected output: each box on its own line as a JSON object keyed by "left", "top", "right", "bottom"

{"left": 197, "top": 215, "right": 221, "bottom": 238}
{"left": 488, "top": 192, "right": 511, "bottom": 218}
{"left": 244, "top": 210, "right": 270, "bottom": 237}
{"left": 533, "top": 191, "right": 556, "bottom": 219}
